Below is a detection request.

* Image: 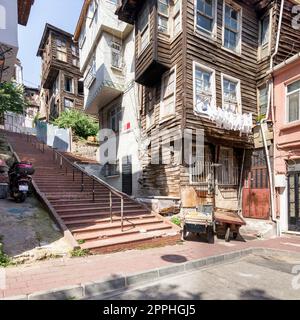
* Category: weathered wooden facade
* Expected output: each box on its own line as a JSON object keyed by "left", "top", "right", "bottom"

{"left": 117, "top": 0, "right": 300, "bottom": 215}
{"left": 37, "top": 24, "right": 84, "bottom": 120}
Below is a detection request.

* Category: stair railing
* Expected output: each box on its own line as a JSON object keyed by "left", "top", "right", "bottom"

{"left": 28, "top": 134, "right": 126, "bottom": 231}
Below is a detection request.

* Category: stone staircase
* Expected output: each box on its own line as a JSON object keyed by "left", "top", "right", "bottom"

{"left": 5, "top": 131, "right": 180, "bottom": 254}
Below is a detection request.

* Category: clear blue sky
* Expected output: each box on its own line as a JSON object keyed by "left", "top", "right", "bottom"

{"left": 18, "top": 0, "right": 84, "bottom": 88}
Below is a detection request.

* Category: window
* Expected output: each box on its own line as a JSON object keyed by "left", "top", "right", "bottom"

{"left": 84, "top": 55, "right": 96, "bottom": 88}
{"left": 158, "top": 0, "right": 169, "bottom": 33}
{"left": 78, "top": 80, "right": 84, "bottom": 96}
{"left": 196, "top": 0, "right": 216, "bottom": 35}
{"left": 287, "top": 80, "right": 300, "bottom": 123}
{"left": 88, "top": 0, "right": 98, "bottom": 25}
{"left": 104, "top": 160, "right": 120, "bottom": 177}
{"left": 194, "top": 62, "right": 216, "bottom": 116}
{"left": 56, "top": 38, "right": 67, "bottom": 62}
{"left": 138, "top": 7, "right": 150, "bottom": 54}
{"left": 160, "top": 67, "right": 176, "bottom": 119}
{"left": 79, "top": 23, "right": 86, "bottom": 49}
{"left": 64, "top": 98, "right": 74, "bottom": 109}
{"left": 145, "top": 88, "right": 155, "bottom": 129}
{"left": 222, "top": 74, "right": 241, "bottom": 113}
{"left": 223, "top": 3, "right": 242, "bottom": 53}
{"left": 65, "top": 76, "right": 73, "bottom": 93}
{"left": 111, "top": 41, "right": 122, "bottom": 69}
{"left": 258, "top": 85, "right": 268, "bottom": 116}
{"left": 173, "top": 0, "right": 182, "bottom": 36}
{"left": 109, "top": 107, "right": 122, "bottom": 134}
{"left": 259, "top": 13, "right": 270, "bottom": 59}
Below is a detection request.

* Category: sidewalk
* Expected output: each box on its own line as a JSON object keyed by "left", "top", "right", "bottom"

{"left": 1, "top": 234, "right": 300, "bottom": 298}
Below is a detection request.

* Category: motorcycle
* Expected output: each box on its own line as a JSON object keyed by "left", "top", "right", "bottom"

{"left": 8, "top": 162, "right": 35, "bottom": 203}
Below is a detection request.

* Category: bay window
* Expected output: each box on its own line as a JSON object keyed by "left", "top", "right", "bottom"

{"left": 222, "top": 74, "right": 241, "bottom": 113}
{"left": 194, "top": 62, "right": 216, "bottom": 116}
{"left": 223, "top": 3, "right": 242, "bottom": 53}
{"left": 287, "top": 80, "right": 300, "bottom": 123}
{"left": 160, "top": 67, "right": 176, "bottom": 119}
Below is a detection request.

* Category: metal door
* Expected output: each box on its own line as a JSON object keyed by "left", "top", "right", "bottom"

{"left": 122, "top": 156, "right": 132, "bottom": 196}
{"left": 242, "top": 149, "right": 270, "bottom": 219}
{"left": 288, "top": 172, "right": 300, "bottom": 232}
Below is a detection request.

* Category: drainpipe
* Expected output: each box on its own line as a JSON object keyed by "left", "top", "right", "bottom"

{"left": 260, "top": 0, "right": 284, "bottom": 236}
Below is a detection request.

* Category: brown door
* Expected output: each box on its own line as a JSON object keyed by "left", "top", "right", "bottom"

{"left": 242, "top": 149, "right": 270, "bottom": 219}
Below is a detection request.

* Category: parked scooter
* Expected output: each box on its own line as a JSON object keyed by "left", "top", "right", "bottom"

{"left": 8, "top": 162, "right": 35, "bottom": 203}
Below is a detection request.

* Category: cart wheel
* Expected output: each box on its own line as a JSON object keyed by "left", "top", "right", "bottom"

{"left": 233, "top": 232, "right": 239, "bottom": 240}
{"left": 225, "top": 226, "right": 231, "bottom": 242}
{"left": 181, "top": 226, "right": 189, "bottom": 241}
{"left": 207, "top": 227, "right": 215, "bottom": 244}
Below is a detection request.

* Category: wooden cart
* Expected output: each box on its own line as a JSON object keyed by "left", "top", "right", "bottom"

{"left": 214, "top": 209, "right": 246, "bottom": 242}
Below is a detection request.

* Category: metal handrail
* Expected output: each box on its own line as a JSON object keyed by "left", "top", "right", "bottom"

{"left": 27, "top": 134, "right": 126, "bottom": 231}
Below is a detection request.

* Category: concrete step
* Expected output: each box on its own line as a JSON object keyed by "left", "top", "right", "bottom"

{"left": 60, "top": 208, "right": 149, "bottom": 220}
{"left": 80, "top": 230, "right": 180, "bottom": 253}
{"left": 72, "top": 217, "right": 164, "bottom": 234}
{"left": 56, "top": 204, "right": 144, "bottom": 215}
{"left": 75, "top": 223, "right": 173, "bottom": 242}
{"left": 64, "top": 214, "right": 157, "bottom": 228}
{"left": 53, "top": 200, "right": 134, "bottom": 209}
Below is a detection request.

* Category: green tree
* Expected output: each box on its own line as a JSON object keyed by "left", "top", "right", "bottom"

{"left": 53, "top": 109, "right": 99, "bottom": 139}
{"left": 0, "top": 82, "right": 27, "bottom": 117}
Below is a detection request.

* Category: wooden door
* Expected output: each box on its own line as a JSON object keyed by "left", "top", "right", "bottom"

{"left": 242, "top": 149, "right": 270, "bottom": 219}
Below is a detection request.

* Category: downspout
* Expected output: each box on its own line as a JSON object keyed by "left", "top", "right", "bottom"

{"left": 261, "top": 0, "right": 284, "bottom": 236}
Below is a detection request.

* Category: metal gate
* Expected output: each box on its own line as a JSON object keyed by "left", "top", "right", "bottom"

{"left": 242, "top": 149, "right": 270, "bottom": 219}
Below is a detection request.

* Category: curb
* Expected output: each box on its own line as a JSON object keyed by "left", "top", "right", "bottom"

{"left": 4, "top": 247, "right": 299, "bottom": 300}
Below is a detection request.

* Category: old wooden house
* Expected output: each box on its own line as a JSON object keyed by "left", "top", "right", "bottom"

{"left": 37, "top": 24, "right": 84, "bottom": 120}
{"left": 116, "top": 0, "right": 300, "bottom": 218}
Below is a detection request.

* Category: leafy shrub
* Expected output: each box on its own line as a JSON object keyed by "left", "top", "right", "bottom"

{"left": 0, "top": 242, "right": 12, "bottom": 267}
{"left": 53, "top": 110, "right": 99, "bottom": 139}
{"left": 171, "top": 216, "right": 181, "bottom": 227}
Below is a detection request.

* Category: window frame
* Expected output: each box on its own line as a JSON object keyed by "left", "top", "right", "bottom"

{"left": 172, "top": 0, "right": 182, "bottom": 38}
{"left": 221, "top": 73, "right": 242, "bottom": 114}
{"left": 258, "top": 85, "right": 269, "bottom": 117}
{"left": 193, "top": 61, "right": 216, "bottom": 118}
{"left": 222, "top": 1, "right": 243, "bottom": 55}
{"left": 157, "top": 0, "right": 170, "bottom": 34}
{"left": 258, "top": 10, "right": 272, "bottom": 60}
{"left": 195, "top": 0, "right": 218, "bottom": 39}
{"left": 286, "top": 78, "right": 300, "bottom": 124}
{"left": 64, "top": 76, "right": 74, "bottom": 94}
{"left": 111, "top": 41, "right": 123, "bottom": 69}
{"left": 64, "top": 98, "right": 74, "bottom": 109}
{"left": 138, "top": 6, "right": 150, "bottom": 56}
{"left": 56, "top": 37, "right": 67, "bottom": 62}
{"left": 160, "top": 66, "right": 177, "bottom": 121}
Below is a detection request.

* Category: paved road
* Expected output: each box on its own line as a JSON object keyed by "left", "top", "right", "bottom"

{"left": 90, "top": 253, "right": 300, "bottom": 300}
